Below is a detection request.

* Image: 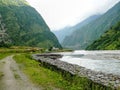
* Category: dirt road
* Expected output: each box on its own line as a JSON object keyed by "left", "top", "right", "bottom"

{"left": 0, "top": 56, "right": 41, "bottom": 90}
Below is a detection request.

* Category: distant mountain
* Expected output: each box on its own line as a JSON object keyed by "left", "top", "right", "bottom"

{"left": 62, "top": 2, "right": 120, "bottom": 50}
{"left": 53, "top": 26, "right": 73, "bottom": 43}
{"left": 53, "top": 15, "right": 101, "bottom": 43}
{"left": 86, "top": 21, "right": 120, "bottom": 50}
{"left": 0, "top": 0, "right": 61, "bottom": 48}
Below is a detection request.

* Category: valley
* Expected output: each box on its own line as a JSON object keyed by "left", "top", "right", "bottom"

{"left": 54, "top": 2, "right": 120, "bottom": 50}
{"left": 0, "top": 0, "right": 120, "bottom": 90}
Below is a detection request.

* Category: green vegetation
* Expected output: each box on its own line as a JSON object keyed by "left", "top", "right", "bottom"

{"left": 14, "top": 54, "right": 112, "bottom": 90}
{"left": 54, "top": 15, "right": 101, "bottom": 43}
{"left": 14, "top": 73, "right": 21, "bottom": 79}
{"left": 0, "top": 0, "right": 61, "bottom": 48}
{"left": 0, "top": 46, "right": 44, "bottom": 60}
{"left": 14, "top": 54, "right": 73, "bottom": 90}
{"left": 87, "top": 21, "right": 120, "bottom": 50}
{"left": 0, "top": 46, "right": 44, "bottom": 53}
{"left": 0, "top": 53, "right": 11, "bottom": 60}
{"left": 62, "top": 2, "right": 120, "bottom": 49}
{"left": 0, "top": 72, "right": 4, "bottom": 79}
{"left": 0, "top": 47, "right": 113, "bottom": 89}
{"left": 0, "top": 0, "right": 28, "bottom": 6}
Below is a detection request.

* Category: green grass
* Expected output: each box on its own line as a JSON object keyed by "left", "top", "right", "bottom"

{"left": 0, "top": 46, "right": 43, "bottom": 60}
{"left": 13, "top": 54, "right": 85, "bottom": 89}
{"left": 13, "top": 54, "right": 112, "bottom": 90}
{"left": 0, "top": 46, "right": 43, "bottom": 53}
{"left": 0, "top": 72, "right": 4, "bottom": 79}
{"left": 14, "top": 73, "right": 21, "bottom": 79}
{"left": 0, "top": 53, "right": 12, "bottom": 60}
{"left": 0, "top": 46, "right": 113, "bottom": 90}
{"left": 14, "top": 54, "right": 72, "bottom": 90}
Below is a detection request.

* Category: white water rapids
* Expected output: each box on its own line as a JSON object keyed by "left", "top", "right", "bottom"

{"left": 58, "top": 50, "right": 120, "bottom": 75}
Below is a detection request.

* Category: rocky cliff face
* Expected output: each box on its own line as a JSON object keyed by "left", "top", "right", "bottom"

{"left": 0, "top": 0, "right": 61, "bottom": 48}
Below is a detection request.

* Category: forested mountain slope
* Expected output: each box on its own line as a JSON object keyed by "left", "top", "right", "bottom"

{"left": 0, "top": 0, "right": 61, "bottom": 48}
{"left": 53, "top": 15, "right": 101, "bottom": 43}
{"left": 62, "top": 2, "right": 120, "bottom": 50}
{"left": 86, "top": 21, "right": 120, "bottom": 50}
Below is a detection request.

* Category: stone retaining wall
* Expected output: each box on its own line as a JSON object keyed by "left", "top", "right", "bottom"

{"left": 32, "top": 54, "right": 120, "bottom": 90}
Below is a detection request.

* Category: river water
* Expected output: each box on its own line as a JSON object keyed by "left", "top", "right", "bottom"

{"left": 59, "top": 50, "right": 120, "bottom": 75}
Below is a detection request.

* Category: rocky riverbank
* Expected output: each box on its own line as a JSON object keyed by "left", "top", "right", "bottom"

{"left": 32, "top": 54, "right": 120, "bottom": 89}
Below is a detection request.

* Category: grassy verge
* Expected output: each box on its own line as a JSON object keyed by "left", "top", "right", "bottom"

{"left": 0, "top": 72, "right": 4, "bottom": 79}
{"left": 0, "top": 53, "right": 12, "bottom": 60}
{"left": 0, "top": 46, "right": 43, "bottom": 53}
{"left": 0, "top": 46, "right": 43, "bottom": 60}
{"left": 13, "top": 54, "right": 83, "bottom": 89}
{"left": 14, "top": 54, "right": 72, "bottom": 90}
{"left": 13, "top": 54, "right": 112, "bottom": 90}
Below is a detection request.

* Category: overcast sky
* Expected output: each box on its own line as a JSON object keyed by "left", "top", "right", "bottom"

{"left": 26, "top": 0, "right": 120, "bottom": 31}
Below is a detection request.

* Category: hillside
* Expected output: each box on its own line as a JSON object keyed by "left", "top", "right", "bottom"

{"left": 53, "top": 15, "right": 101, "bottom": 43}
{"left": 86, "top": 21, "right": 120, "bottom": 50}
{"left": 0, "top": 0, "right": 61, "bottom": 48}
{"left": 62, "top": 2, "right": 120, "bottom": 50}
{"left": 53, "top": 26, "right": 73, "bottom": 43}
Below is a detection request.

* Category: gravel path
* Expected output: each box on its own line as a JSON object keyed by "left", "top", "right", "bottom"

{"left": 0, "top": 55, "right": 41, "bottom": 90}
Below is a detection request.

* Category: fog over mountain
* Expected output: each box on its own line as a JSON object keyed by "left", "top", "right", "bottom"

{"left": 62, "top": 2, "right": 120, "bottom": 49}
{"left": 26, "top": 0, "right": 120, "bottom": 30}
{"left": 53, "top": 14, "right": 101, "bottom": 43}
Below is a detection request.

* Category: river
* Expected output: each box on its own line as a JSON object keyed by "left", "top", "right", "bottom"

{"left": 58, "top": 50, "right": 120, "bottom": 75}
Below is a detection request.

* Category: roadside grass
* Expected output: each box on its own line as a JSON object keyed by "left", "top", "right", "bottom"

{"left": 11, "top": 68, "right": 21, "bottom": 80}
{"left": 0, "top": 53, "right": 12, "bottom": 60}
{"left": 0, "top": 46, "right": 43, "bottom": 60}
{"left": 0, "top": 72, "right": 4, "bottom": 79}
{"left": 0, "top": 46, "right": 43, "bottom": 53}
{"left": 14, "top": 54, "right": 72, "bottom": 90}
{"left": 14, "top": 54, "right": 86, "bottom": 90}
{"left": 0, "top": 46, "right": 112, "bottom": 90}
{"left": 13, "top": 54, "right": 112, "bottom": 90}
{"left": 14, "top": 73, "right": 21, "bottom": 79}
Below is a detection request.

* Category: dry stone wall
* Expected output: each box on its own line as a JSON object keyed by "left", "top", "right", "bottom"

{"left": 32, "top": 54, "right": 120, "bottom": 89}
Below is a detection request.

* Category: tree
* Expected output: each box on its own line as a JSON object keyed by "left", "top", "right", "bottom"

{"left": 0, "top": 14, "right": 11, "bottom": 47}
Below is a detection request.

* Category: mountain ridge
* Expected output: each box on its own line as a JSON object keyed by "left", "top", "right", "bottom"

{"left": 53, "top": 14, "right": 101, "bottom": 43}
{"left": 62, "top": 1, "right": 120, "bottom": 50}
{"left": 0, "top": 0, "right": 61, "bottom": 48}
{"left": 86, "top": 21, "right": 120, "bottom": 50}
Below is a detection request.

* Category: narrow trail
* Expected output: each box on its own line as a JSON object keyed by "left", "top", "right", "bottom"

{"left": 0, "top": 56, "right": 41, "bottom": 90}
